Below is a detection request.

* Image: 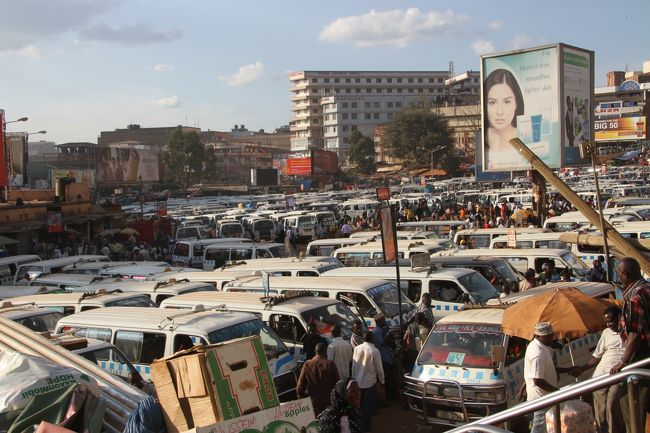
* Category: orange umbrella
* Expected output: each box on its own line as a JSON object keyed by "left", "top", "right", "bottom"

{"left": 502, "top": 287, "right": 607, "bottom": 341}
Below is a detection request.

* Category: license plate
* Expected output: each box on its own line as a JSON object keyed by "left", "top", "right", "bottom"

{"left": 435, "top": 410, "right": 465, "bottom": 421}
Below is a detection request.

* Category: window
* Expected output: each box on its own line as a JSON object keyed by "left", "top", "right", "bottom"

{"left": 311, "top": 78, "right": 317, "bottom": 83}
{"left": 408, "top": 88, "right": 414, "bottom": 93}
{"left": 297, "top": 271, "right": 319, "bottom": 277}
{"left": 373, "top": 102, "right": 380, "bottom": 108}
{"left": 324, "top": 78, "right": 330, "bottom": 83}
{"left": 366, "top": 88, "right": 372, "bottom": 93}
{"left": 429, "top": 280, "right": 465, "bottom": 303}
{"left": 342, "top": 102, "right": 348, "bottom": 109}
{"left": 334, "top": 78, "right": 339, "bottom": 83}
{"left": 428, "top": 78, "right": 434, "bottom": 83}
{"left": 351, "top": 102, "right": 358, "bottom": 108}
{"left": 355, "top": 88, "right": 361, "bottom": 93}
{"left": 387, "top": 88, "right": 392, "bottom": 94}
{"left": 397, "top": 78, "right": 402, "bottom": 83}
{"left": 376, "top": 78, "right": 382, "bottom": 83}
{"left": 387, "top": 101, "right": 393, "bottom": 108}
{"left": 438, "top": 78, "right": 444, "bottom": 83}
{"left": 355, "top": 78, "right": 360, "bottom": 83}
{"left": 270, "top": 314, "right": 306, "bottom": 343}
{"left": 313, "top": 119, "right": 319, "bottom": 124}
{"left": 351, "top": 125, "right": 357, "bottom": 131}
{"left": 366, "top": 78, "right": 371, "bottom": 83}
{"left": 342, "top": 113, "right": 348, "bottom": 120}
{"left": 345, "top": 88, "right": 351, "bottom": 94}
{"left": 75, "top": 327, "right": 111, "bottom": 342}
{"left": 373, "top": 113, "right": 380, "bottom": 119}
{"left": 364, "top": 102, "right": 371, "bottom": 108}
{"left": 115, "top": 331, "right": 166, "bottom": 364}
{"left": 403, "top": 280, "right": 423, "bottom": 303}
{"left": 365, "top": 113, "right": 371, "bottom": 120}
{"left": 351, "top": 113, "right": 357, "bottom": 120}
{"left": 387, "top": 78, "right": 392, "bottom": 83}
{"left": 311, "top": 98, "right": 318, "bottom": 103}
{"left": 336, "top": 292, "right": 374, "bottom": 317}
{"left": 342, "top": 126, "right": 349, "bottom": 132}
{"left": 345, "top": 78, "right": 351, "bottom": 83}
{"left": 255, "top": 248, "right": 273, "bottom": 259}
{"left": 506, "top": 257, "right": 529, "bottom": 273}
{"left": 408, "top": 78, "right": 413, "bottom": 83}
{"left": 387, "top": 113, "right": 393, "bottom": 120}
{"left": 396, "top": 102, "right": 402, "bottom": 108}
{"left": 506, "top": 336, "right": 528, "bottom": 366}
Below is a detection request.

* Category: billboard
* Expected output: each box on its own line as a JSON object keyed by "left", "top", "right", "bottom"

{"left": 474, "top": 132, "right": 511, "bottom": 182}
{"left": 481, "top": 43, "right": 593, "bottom": 171}
{"left": 286, "top": 157, "right": 311, "bottom": 176}
{"left": 0, "top": 110, "right": 6, "bottom": 188}
{"left": 311, "top": 149, "right": 338, "bottom": 175}
{"left": 5, "top": 133, "right": 27, "bottom": 186}
{"left": 251, "top": 168, "right": 279, "bottom": 186}
{"left": 50, "top": 169, "right": 96, "bottom": 188}
{"left": 594, "top": 116, "right": 646, "bottom": 141}
{"left": 96, "top": 143, "right": 159, "bottom": 183}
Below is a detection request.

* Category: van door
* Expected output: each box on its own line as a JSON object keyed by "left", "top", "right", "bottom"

{"left": 269, "top": 314, "right": 306, "bottom": 361}
{"left": 113, "top": 330, "right": 167, "bottom": 380}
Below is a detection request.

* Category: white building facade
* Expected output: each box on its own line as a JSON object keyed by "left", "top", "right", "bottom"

{"left": 288, "top": 70, "right": 480, "bottom": 160}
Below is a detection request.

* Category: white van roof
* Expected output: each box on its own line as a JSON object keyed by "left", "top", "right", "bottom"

{"left": 58, "top": 306, "right": 257, "bottom": 335}
{"left": 436, "top": 308, "right": 504, "bottom": 326}
{"left": 0, "top": 255, "right": 41, "bottom": 265}
{"left": 20, "top": 256, "right": 110, "bottom": 269}
{"left": 452, "top": 248, "right": 571, "bottom": 257}
{"left": 30, "top": 273, "right": 104, "bottom": 286}
{"left": 8, "top": 291, "right": 151, "bottom": 307}
{"left": 496, "top": 281, "right": 614, "bottom": 304}
{"left": 322, "top": 266, "right": 476, "bottom": 280}
{"left": 226, "top": 275, "right": 390, "bottom": 291}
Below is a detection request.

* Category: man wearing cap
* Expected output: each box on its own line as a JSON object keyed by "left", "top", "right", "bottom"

{"left": 519, "top": 322, "right": 574, "bottom": 433}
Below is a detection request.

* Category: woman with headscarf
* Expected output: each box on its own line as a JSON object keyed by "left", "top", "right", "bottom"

{"left": 317, "top": 377, "right": 363, "bottom": 433}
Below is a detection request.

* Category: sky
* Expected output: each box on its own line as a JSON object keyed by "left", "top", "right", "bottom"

{"left": 1, "top": 0, "right": 648, "bottom": 144}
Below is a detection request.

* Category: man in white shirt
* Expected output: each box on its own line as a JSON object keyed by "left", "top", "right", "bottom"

{"left": 352, "top": 331, "right": 384, "bottom": 432}
{"left": 519, "top": 322, "right": 572, "bottom": 433}
{"left": 327, "top": 324, "right": 353, "bottom": 380}
{"left": 572, "top": 306, "right": 625, "bottom": 433}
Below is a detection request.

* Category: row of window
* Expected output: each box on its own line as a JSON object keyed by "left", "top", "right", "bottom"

{"left": 308, "top": 76, "right": 477, "bottom": 84}
{"left": 310, "top": 87, "right": 450, "bottom": 95}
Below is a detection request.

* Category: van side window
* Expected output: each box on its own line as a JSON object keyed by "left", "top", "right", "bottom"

{"left": 255, "top": 249, "right": 273, "bottom": 259}
{"left": 47, "top": 306, "right": 77, "bottom": 316}
{"left": 231, "top": 248, "right": 253, "bottom": 260}
{"left": 297, "top": 271, "right": 318, "bottom": 277}
{"left": 207, "top": 250, "right": 229, "bottom": 268}
{"left": 80, "top": 306, "right": 100, "bottom": 312}
{"left": 506, "top": 257, "right": 528, "bottom": 273}
{"left": 76, "top": 327, "right": 111, "bottom": 342}
{"left": 404, "top": 280, "right": 422, "bottom": 303}
{"left": 115, "top": 331, "right": 166, "bottom": 364}
{"left": 506, "top": 336, "right": 528, "bottom": 366}
{"left": 336, "top": 292, "right": 373, "bottom": 316}
{"left": 429, "top": 280, "right": 464, "bottom": 303}
{"left": 270, "top": 314, "right": 305, "bottom": 342}
{"left": 173, "top": 334, "right": 196, "bottom": 352}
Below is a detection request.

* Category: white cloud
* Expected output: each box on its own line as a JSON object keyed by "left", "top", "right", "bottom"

{"left": 156, "top": 95, "right": 180, "bottom": 108}
{"left": 153, "top": 64, "right": 173, "bottom": 72}
{"left": 488, "top": 20, "right": 503, "bottom": 31}
{"left": 319, "top": 8, "right": 468, "bottom": 48}
{"left": 78, "top": 23, "right": 181, "bottom": 45}
{"left": 471, "top": 39, "right": 495, "bottom": 55}
{"left": 510, "top": 33, "right": 533, "bottom": 49}
{"left": 16, "top": 45, "right": 42, "bottom": 60}
{"left": 219, "top": 61, "right": 265, "bottom": 87}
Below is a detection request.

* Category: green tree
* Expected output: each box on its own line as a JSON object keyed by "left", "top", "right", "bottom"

{"left": 163, "top": 129, "right": 205, "bottom": 189}
{"left": 382, "top": 108, "right": 454, "bottom": 167}
{"left": 202, "top": 145, "right": 219, "bottom": 183}
{"left": 348, "top": 133, "right": 375, "bottom": 174}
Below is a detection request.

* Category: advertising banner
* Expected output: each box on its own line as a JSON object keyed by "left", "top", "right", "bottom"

{"left": 96, "top": 143, "right": 159, "bottom": 183}
{"left": 562, "top": 46, "right": 593, "bottom": 166}
{"left": 50, "top": 169, "right": 96, "bottom": 188}
{"left": 481, "top": 43, "right": 593, "bottom": 171}
{"left": 286, "top": 158, "right": 311, "bottom": 176}
{"left": 311, "top": 149, "right": 338, "bottom": 175}
{"left": 46, "top": 212, "right": 63, "bottom": 233}
{"left": 474, "top": 132, "right": 511, "bottom": 182}
{"left": 0, "top": 110, "right": 6, "bottom": 188}
{"left": 5, "top": 133, "right": 27, "bottom": 187}
{"left": 594, "top": 116, "right": 646, "bottom": 141}
{"left": 379, "top": 205, "right": 397, "bottom": 263}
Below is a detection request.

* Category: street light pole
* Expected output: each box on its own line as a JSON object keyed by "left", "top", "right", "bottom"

{"left": 424, "top": 145, "right": 446, "bottom": 171}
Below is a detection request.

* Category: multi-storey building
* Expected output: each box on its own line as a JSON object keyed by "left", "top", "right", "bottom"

{"left": 288, "top": 70, "right": 480, "bottom": 160}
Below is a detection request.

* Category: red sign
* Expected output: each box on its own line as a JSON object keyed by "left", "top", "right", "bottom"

{"left": 311, "top": 149, "right": 338, "bottom": 175}
{"left": 0, "top": 111, "right": 6, "bottom": 188}
{"left": 376, "top": 187, "right": 390, "bottom": 201}
{"left": 286, "top": 158, "right": 312, "bottom": 176}
{"left": 46, "top": 212, "right": 64, "bottom": 233}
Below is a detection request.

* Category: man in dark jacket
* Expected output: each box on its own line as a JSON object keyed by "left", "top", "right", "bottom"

{"left": 297, "top": 342, "right": 340, "bottom": 416}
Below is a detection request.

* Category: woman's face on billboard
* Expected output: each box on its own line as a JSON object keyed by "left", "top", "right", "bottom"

{"left": 487, "top": 81, "right": 517, "bottom": 131}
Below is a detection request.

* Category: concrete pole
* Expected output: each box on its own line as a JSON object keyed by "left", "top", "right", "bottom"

{"left": 509, "top": 138, "right": 650, "bottom": 275}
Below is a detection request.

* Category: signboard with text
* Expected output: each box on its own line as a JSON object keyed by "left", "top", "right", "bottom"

{"left": 481, "top": 43, "right": 593, "bottom": 171}
{"left": 594, "top": 116, "right": 646, "bottom": 141}
{"left": 379, "top": 205, "right": 397, "bottom": 263}
{"left": 96, "top": 143, "right": 159, "bottom": 183}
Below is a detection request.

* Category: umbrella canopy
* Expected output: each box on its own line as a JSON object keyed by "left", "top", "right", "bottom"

{"left": 119, "top": 228, "right": 140, "bottom": 236}
{"left": 502, "top": 287, "right": 607, "bottom": 341}
{"left": 97, "top": 229, "right": 121, "bottom": 237}
{"left": 0, "top": 235, "right": 18, "bottom": 245}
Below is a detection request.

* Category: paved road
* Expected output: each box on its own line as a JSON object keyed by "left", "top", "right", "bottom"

{"left": 372, "top": 401, "right": 447, "bottom": 433}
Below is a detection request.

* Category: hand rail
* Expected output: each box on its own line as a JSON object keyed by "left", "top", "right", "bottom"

{"left": 445, "top": 356, "right": 650, "bottom": 433}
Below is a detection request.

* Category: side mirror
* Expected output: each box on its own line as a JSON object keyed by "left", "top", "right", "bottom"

{"left": 461, "top": 292, "right": 471, "bottom": 303}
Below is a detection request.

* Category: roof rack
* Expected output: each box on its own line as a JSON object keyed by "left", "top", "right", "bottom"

{"left": 157, "top": 304, "right": 228, "bottom": 330}
{"left": 260, "top": 290, "right": 316, "bottom": 308}
{"left": 154, "top": 278, "right": 190, "bottom": 289}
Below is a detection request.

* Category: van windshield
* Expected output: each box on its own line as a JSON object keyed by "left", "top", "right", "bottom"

{"left": 458, "top": 272, "right": 499, "bottom": 303}
{"left": 14, "top": 311, "right": 63, "bottom": 333}
{"left": 368, "top": 283, "right": 416, "bottom": 318}
{"left": 221, "top": 224, "right": 243, "bottom": 236}
{"left": 208, "top": 319, "right": 287, "bottom": 359}
{"left": 561, "top": 252, "right": 589, "bottom": 277}
{"left": 418, "top": 323, "right": 503, "bottom": 368}
{"left": 105, "top": 296, "right": 154, "bottom": 308}
{"left": 300, "top": 303, "right": 358, "bottom": 339}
